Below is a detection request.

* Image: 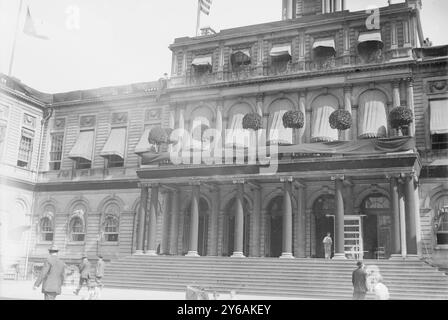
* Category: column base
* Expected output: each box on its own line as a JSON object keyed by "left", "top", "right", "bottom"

{"left": 333, "top": 253, "right": 347, "bottom": 260}
{"left": 134, "top": 250, "right": 144, "bottom": 255}
{"left": 280, "top": 252, "right": 294, "bottom": 259}
{"left": 186, "top": 251, "right": 200, "bottom": 257}
{"left": 231, "top": 252, "right": 245, "bottom": 258}
{"left": 404, "top": 254, "right": 420, "bottom": 260}
{"left": 145, "top": 250, "right": 158, "bottom": 256}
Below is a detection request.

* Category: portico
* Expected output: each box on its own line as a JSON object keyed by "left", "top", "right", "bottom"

{"left": 134, "top": 149, "right": 422, "bottom": 260}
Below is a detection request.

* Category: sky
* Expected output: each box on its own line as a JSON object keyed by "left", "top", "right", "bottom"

{"left": 0, "top": 0, "right": 447, "bottom": 93}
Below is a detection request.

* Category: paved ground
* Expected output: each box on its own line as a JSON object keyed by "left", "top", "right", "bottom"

{"left": 0, "top": 280, "right": 301, "bottom": 300}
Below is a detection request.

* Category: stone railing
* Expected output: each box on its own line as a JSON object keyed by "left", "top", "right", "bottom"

{"left": 37, "top": 166, "right": 139, "bottom": 183}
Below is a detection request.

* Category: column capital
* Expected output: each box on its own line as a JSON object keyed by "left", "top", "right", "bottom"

{"left": 139, "top": 182, "right": 159, "bottom": 188}
{"left": 299, "top": 90, "right": 307, "bottom": 98}
{"left": 280, "top": 176, "right": 294, "bottom": 183}
{"left": 406, "top": 77, "right": 414, "bottom": 86}
{"left": 188, "top": 181, "right": 202, "bottom": 186}
{"left": 256, "top": 94, "right": 265, "bottom": 103}
{"left": 331, "top": 174, "right": 345, "bottom": 181}
{"left": 232, "top": 179, "right": 245, "bottom": 185}
{"left": 293, "top": 179, "right": 306, "bottom": 189}
{"left": 160, "top": 184, "right": 178, "bottom": 192}
{"left": 343, "top": 85, "right": 353, "bottom": 93}
{"left": 392, "top": 80, "right": 401, "bottom": 88}
{"left": 247, "top": 181, "right": 260, "bottom": 191}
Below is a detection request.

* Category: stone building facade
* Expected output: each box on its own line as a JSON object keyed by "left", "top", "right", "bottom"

{"left": 0, "top": 0, "right": 447, "bottom": 277}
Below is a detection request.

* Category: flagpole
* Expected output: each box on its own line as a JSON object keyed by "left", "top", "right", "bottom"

{"left": 8, "top": 0, "right": 24, "bottom": 76}
{"left": 196, "top": 0, "right": 201, "bottom": 36}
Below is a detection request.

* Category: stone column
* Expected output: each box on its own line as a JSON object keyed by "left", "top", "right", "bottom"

{"left": 161, "top": 191, "right": 171, "bottom": 255}
{"left": 333, "top": 176, "right": 346, "bottom": 259}
{"left": 209, "top": 187, "right": 220, "bottom": 256}
{"left": 305, "top": 107, "right": 311, "bottom": 144}
{"left": 390, "top": 177, "right": 402, "bottom": 256}
{"left": 404, "top": 174, "right": 418, "bottom": 255}
{"left": 296, "top": 183, "right": 306, "bottom": 258}
{"left": 298, "top": 92, "right": 306, "bottom": 144}
{"left": 393, "top": 81, "right": 401, "bottom": 108}
{"left": 187, "top": 184, "right": 200, "bottom": 256}
{"left": 398, "top": 181, "right": 407, "bottom": 257}
{"left": 146, "top": 185, "right": 159, "bottom": 255}
{"left": 281, "top": 178, "right": 294, "bottom": 258}
{"left": 344, "top": 86, "right": 352, "bottom": 141}
{"left": 135, "top": 185, "right": 148, "bottom": 254}
{"left": 232, "top": 181, "right": 245, "bottom": 258}
{"left": 391, "top": 22, "right": 398, "bottom": 50}
{"left": 407, "top": 78, "right": 415, "bottom": 137}
{"left": 169, "top": 190, "right": 180, "bottom": 255}
{"left": 252, "top": 186, "right": 262, "bottom": 257}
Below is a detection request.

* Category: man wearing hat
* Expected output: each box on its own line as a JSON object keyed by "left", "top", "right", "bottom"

{"left": 74, "top": 255, "right": 91, "bottom": 295}
{"left": 352, "top": 261, "right": 368, "bottom": 300}
{"left": 33, "top": 245, "right": 66, "bottom": 300}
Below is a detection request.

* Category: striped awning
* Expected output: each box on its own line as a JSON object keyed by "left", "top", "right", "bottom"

{"left": 68, "top": 130, "right": 94, "bottom": 161}
{"left": 191, "top": 55, "right": 212, "bottom": 66}
{"left": 135, "top": 128, "right": 152, "bottom": 154}
{"left": 430, "top": 100, "right": 448, "bottom": 134}
{"left": 270, "top": 44, "right": 291, "bottom": 57}
{"left": 313, "top": 39, "right": 335, "bottom": 50}
{"left": 100, "top": 127, "right": 126, "bottom": 159}
{"left": 358, "top": 31, "right": 382, "bottom": 43}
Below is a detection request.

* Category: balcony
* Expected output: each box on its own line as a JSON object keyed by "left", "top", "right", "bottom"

{"left": 37, "top": 166, "right": 138, "bottom": 183}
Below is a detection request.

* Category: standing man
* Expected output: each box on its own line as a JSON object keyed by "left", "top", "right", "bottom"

{"left": 352, "top": 261, "right": 368, "bottom": 300}
{"left": 33, "top": 245, "right": 66, "bottom": 300}
{"left": 95, "top": 255, "right": 105, "bottom": 297}
{"left": 322, "top": 232, "right": 333, "bottom": 259}
{"left": 74, "top": 255, "right": 91, "bottom": 295}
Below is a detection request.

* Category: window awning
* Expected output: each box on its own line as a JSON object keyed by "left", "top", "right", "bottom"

{"left": 135, "top": 128, "right": 152, "bottom": 154}
{"left": 312, "top": 39, "right": 335, "bottom": 50}
{"left": 191, "top": 55, "right": 212, "bottom": 66}
{"left": 68, "top": 130, "right": 94, "bottom": 161}
{"left": 430, "top": 100, "right": 448, "bottom": 134}
{"left": 100, "top": 127, "right": 126, "bottom": 159}
{"left": 358, "top": 31, "right": 382, "bottom": 43}
{"left": 270, "top": 44, "right": 291, "bottom": 57}
{"left": 232, "top": 49, "right": 251, "bottom": 58}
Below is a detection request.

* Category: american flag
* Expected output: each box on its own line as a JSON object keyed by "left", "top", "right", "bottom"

{"left": 199, "top": 0, "right": 212, "bottom": 15}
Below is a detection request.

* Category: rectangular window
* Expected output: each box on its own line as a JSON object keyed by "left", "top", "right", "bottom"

{"left": 107, "top": 155, "right": 124, "bottom": 168}
{"left": 49, "top": 133, "right": 64, "bottom": 170}
{"left": 432, "top": 134, "right": 448, "bottom": 150}
{"left": 76, "top": 158, "right": 91, "bottom": 170}
{"left": 17, "top": 129, "right": 34, "bottom": 168}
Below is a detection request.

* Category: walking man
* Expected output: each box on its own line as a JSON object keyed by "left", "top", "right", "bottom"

{"left": 352, "top": 261, "right": 368, "bottom": 300}
{"left": 323, "top": 232, "right": 333, "bottom": 259}
{"left": 74, "top": 255, "right": 91, "bottom": 295}
{"left": 33, "top": 245, "right": 66, "bottom": 300}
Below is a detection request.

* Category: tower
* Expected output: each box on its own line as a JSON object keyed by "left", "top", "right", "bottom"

{"left": 282, "top": 0, "right": 346, "bottom": 20}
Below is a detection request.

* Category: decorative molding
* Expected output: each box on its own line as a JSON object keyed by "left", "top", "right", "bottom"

{"left": 428, "top": 80, "right": 448, "bottom": 94}
{"left": 80, "top": 115, "right": 96, "bottom": 128}
{"left": 23, "top": 113, "right": 36, "bottom": 129}
{"left": 145, "top": 108, "right": 162, "bottom": 122}
{"left": 54, "top": 118, "right": 65, "bottom": 130}
{"left": 111, "top": 112, "right": 128, "bottom": 125}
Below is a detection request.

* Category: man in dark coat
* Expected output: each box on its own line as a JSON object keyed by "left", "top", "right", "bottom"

{"left": 74, "top": 255, "right": 91, "bottom": 295}
{"left": 33, "top": 245, "right": 66, "bottom": 300}
{"left": 95, "top": 255, "right": 105, "bottom": 288}
{"left": 352, "top": 261, "right": 368, "bottom": 300}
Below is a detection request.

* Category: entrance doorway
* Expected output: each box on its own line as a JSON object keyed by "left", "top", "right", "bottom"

{"left": 361, "top": 194, "right": 392, "bottom": 259}
{"left": 182, "top": 198, "right": 209, "bottom": 256}
{"left": 344, "top": 216, "right": 364, "bottom": 260}
{"left": 313, "top": 195, "right": 335, "bottom": 258}
{"left": 223, "top": 197, "right": 250, "bottom": 257}
{"left": 266, "top": 196, "right": 290, "bottom": 257}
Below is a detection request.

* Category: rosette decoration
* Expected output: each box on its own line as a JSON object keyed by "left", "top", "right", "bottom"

{"left": 329, "top": 109, "right": 352, "bottom": 131}
{"left": 389, "top": 106, "right": 413, "bottom": 132}
{"left": 242, "top": 113, "right": 263, "bottom": 131}
{"left": 282, "top": 110, "right": 304, "bottom": 129}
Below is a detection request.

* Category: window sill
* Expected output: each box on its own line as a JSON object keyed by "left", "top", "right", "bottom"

{"left": 434, "top": 245, "right": 448, "bottom": 250}
{"left": 66, "top": 242, "right": 86, "bottom": 246}
{"left": 37, "top": 241, "right": 53, "bottom": 245}
{"left": 99, "top": 242, "right": 119, "bottom": 246}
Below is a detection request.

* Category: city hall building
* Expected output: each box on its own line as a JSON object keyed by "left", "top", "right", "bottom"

{"left": 1, "top": 0, "right": 447, "bottom": 280}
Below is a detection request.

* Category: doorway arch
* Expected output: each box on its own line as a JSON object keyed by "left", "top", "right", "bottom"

{"left": 182, "top": 197, "right": 210, "bottom": 256}
{"left": 223, "top": 197, "right": 251, "bottom": 257}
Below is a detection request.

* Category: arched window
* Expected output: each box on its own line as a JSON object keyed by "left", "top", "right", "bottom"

{"left": 40, "top": 217, "right": 54, "bottom": 242}
{"left": 311, "top": 95, "right": 338, "bottom": 142}
{"left": 102, "top": 203, "right": 120, "bottom": 242}
{"left": 268, "top": 99, "right": 294, "bottom": 145}
{"left": 189, "top": 106, "right": 214, "bottom": 150}
{"left": 103, "top": 216, "right": 119, "bottom": 242}
{"left": 358, "top": 90, "right": 388, "bottom": 139}
{"left": 70, "top": 217, "right": 85, "bottom": 241}
{"left": 226, "top": 103, "right": 253, "bottom": 148}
